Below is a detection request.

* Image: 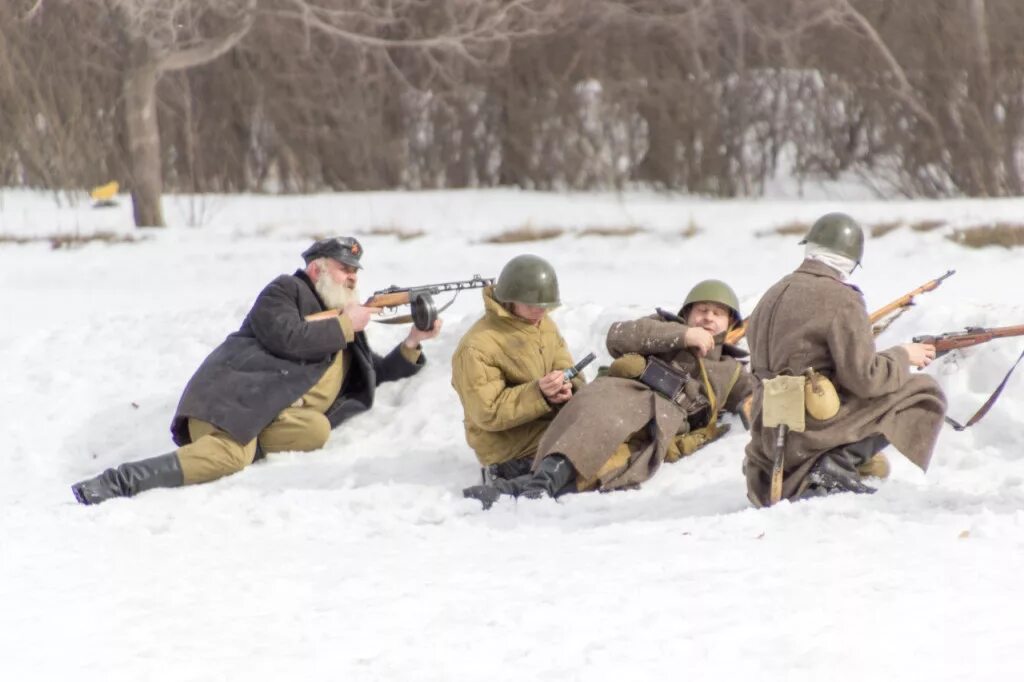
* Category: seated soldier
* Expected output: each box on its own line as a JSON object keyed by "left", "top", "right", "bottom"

{"left": 742, "top": 212, "right": 946, "bottom": 505}
{"left": 464, "top": 279, "right": 754, "bottom": 508}
{"left": 451, "top": 255, "right": 585, "bottom": 497}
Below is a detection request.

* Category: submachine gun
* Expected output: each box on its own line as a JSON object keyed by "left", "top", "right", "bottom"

{"left": 308, "top": 275, "right": 494, "bottom": 330}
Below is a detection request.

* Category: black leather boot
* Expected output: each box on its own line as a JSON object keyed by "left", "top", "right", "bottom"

{"left": 800, "top": 435, "right": 887, "bottom": 499}
{"left": 463, "top": 474, "right": 530, "bottom": 510}
{"left": 520, "top": 454, "right": 576, "bottom": 500}
{"left": 71, "top": 453, "right": 185, "bottom": 506}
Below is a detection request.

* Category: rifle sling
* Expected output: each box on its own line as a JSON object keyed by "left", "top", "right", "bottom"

{"left": 945, "top": 346, "right": 1024, "bottom": 431}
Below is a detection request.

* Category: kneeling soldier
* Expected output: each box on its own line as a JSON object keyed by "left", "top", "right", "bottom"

{"left": 742, "top": 212, "right": 947, "bottom": 506}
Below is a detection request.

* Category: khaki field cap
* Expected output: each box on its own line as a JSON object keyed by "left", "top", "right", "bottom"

{"left": 494, "top": 254, "right": 561, "bottom": 308}
{"left": 680, "top": 279, "right": 741, "bottom": 325}
{"left": 302, "top": 236, "right": 364, "bottom": 269}
{"left": 799, "top": 212, "right": 864, "bottom": 265}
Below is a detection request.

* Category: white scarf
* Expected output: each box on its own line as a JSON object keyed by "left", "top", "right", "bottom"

{"left": 805, "top": 243, "right": 856, "bottom": 279}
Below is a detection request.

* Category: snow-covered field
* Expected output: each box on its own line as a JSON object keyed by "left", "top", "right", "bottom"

{"left": 3, "top": 188, "right": 1024, "bottom": 681}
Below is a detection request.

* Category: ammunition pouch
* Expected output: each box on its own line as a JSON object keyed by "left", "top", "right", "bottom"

{"left": 762, "top": 374, "right": 807, "bottom": 433}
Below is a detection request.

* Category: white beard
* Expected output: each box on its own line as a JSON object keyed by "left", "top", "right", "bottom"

{"left": 315, "top": 272, "right": 360, "bottom": 310}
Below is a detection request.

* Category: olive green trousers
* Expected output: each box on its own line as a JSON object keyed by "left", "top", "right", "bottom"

{"left": 178, "top": 407, "right": 332, "bottom": 484}
{"left": 176, "top": 348, "right": 348, "bottom": 485}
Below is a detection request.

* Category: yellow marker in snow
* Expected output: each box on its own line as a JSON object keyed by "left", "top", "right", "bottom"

{"left": 89, "top": 181, "right": 119, "bottom": 202}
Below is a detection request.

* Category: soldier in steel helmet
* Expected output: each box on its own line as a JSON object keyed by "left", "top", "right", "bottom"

{"left": 742, "top": 212, "right": 947, "bottom": 506}
{"left": 71, "top": 237, "right": 441, "bottom": 505}
{"left": 451, "top": 254, "right": 586, "bottom": 497}
{"left": 463, "top": 279, "right": 755, "bottom": 508}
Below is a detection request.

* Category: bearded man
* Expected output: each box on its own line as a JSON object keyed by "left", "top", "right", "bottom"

{"left": 71, "top": 236, "right": 441, "bottom": 505}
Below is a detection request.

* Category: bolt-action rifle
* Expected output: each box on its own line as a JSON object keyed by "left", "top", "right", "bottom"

{"left": 912, "top": 324, "right": 1024, "bottom": 358}
{"left": 724, "top": 269, "right": 956, "bottom": 344}
{"left": 306, "top": 275, "right": 494, "bottom": 330}
{"left": 912, "top": 323, "right": 1024, "bottom": 430}
{"left": 870, "top": 269, "right": 956, "bottom": 335}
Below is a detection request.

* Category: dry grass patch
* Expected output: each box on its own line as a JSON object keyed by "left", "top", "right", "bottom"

{"left": 680, "top": 219, "right": 701, "bottom": 239}
{"left": 757, "top": 220, "right": 809, "bottom": 238}
{"left": 948, "top": 223, "right": 1024, "bottom": 249}
{"left": 363, "top": 226, "right": 426, "bottom": 241}
{"left": 910, "top": 219, "right": 945, "bottom": 232}
{"left": 0, "top": 232, "right": 142, "bottom": 249}
{"left": 578, "top": 225, "right": 647, "bottom": 237}
{"left": 482, "top": 225, "right": 565, "bottom": 243}
{"left": 870, "top": 221, "right": 902, "bottom": 238}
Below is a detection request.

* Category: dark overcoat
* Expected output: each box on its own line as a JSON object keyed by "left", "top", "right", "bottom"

{"left": 171, "top": 270, "right": 423, "bottom": 446}
{"left": 534, "top": 313, "right": 754, "bottom": 491}
{"left": 743, "top": 259, "right": 947, "bottom": 506}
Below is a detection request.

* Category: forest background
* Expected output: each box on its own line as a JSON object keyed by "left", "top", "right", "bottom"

{"left": 3, "top": 0, "right": 1024, "bottom": 227}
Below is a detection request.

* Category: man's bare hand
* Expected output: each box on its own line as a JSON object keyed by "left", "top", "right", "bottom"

{"left": 539, "top": 370, "right": 572, "bottom": 404}
{"left": 902, "top": 342, "right": 936, "bottom": 369}
{"left": 404, "top": 319, "right": 443, "bottom": 348}
{"left": 343, "top": 303, "right": 381, "bottom": 332}
{"left": 683, "top": 326, "right": 715, "bottom": 357}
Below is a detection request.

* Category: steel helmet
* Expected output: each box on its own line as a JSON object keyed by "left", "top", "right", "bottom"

{"left": 679, "top": 279, "right": 741, "bottom": 325}
{"left": 799, "top": 212, "right": 864, "bottom": 264}
{"left": 493, "top": 254, "right": 561, "bottom": 308}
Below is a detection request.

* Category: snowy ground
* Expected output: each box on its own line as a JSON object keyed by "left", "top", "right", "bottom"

{"left": 3, "top": 188, "right": 1024, "bottom": 681}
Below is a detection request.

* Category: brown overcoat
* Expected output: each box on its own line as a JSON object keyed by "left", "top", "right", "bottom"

{"left": 534, "top": 312, "right": 754, "bottom": 491}
{"left": 743, "top": 259, "right": 947, "bottom": 506}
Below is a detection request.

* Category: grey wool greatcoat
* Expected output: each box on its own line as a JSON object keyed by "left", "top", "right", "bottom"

{"left": 534, "top": 312, "right": 754, "bottom": 491}
{"left": 743, "top": 259, "right": 947, "bottom": 506}
{"left": 171, "top": 270, "right": 424, "bottom": 447}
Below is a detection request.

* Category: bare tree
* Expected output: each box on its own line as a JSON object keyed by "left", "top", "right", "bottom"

{"left": 80, "top": 1, "right": 255, "bottom": 227}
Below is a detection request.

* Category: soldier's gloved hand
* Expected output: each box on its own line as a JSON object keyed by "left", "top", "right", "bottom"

{"left": 608, "top": 353, "right": 646, "bottom": 379}
{"left": 343, "top": 303, "right": 381, "bottom": 332}
{"left": 539, "top": 370, "right": 572, "bottom": 404}
{"left": 683, "top": 326, "right": 715, "bottom": 357}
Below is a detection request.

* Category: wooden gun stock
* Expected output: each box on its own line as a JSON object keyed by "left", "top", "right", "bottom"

{"left": 725, "top": 321, "right": 747, "bottom": 345}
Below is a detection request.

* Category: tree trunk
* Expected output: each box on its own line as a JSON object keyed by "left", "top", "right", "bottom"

{"left": 124, "top": 44, "right": 165, "bottom": 228}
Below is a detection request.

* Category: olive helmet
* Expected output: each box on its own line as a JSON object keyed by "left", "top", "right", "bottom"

{"left": 799, "top": 212, "right": 864, "bottom": 265}
{"left": 493, "top": 254, "right": 561, "bottom": 308}
{"left": 679, "top": 279, "right": 741, "bottom": 326}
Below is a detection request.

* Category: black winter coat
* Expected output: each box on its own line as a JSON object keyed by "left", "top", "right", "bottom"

{"left": 171, "top": 270, "right": 424, "bottom": 446}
